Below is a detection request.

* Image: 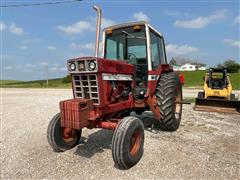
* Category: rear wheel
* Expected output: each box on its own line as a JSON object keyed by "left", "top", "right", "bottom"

{"left": 47, "top": 113, "right": 81, "bottom": 152}
{"left": 112, "top": 116, "right": 144, "bottom": 169}
{"left": 155, "top": 72, "right": 183, "bottom": 131}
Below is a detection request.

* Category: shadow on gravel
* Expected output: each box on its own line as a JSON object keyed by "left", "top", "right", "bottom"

{"left": 74, "top": 111, "right": 164, "bottom": 158}
{"left": 131, "top": 111, "right": 166, "bottom": 132}
{"left": 74, "top": 129, "right": 113, "bottom": 158}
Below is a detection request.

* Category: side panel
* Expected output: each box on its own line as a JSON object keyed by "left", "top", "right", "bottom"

{"left": 98, "top": 59, "right": 134, "bottom": 75}
{"left": 97, "top": 58, "right": 134, "bottom": 107}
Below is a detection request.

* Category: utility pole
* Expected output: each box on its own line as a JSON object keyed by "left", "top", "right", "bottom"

{"left": 46, "top": 64, "right": 48, "bottom": 86}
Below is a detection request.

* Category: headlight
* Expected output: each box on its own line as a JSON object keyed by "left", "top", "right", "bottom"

{"left": 69, "top": 63, "right": 76, "bottom": 71}
{"left": 88, "top": 61, "right": 96, "bottom": 71}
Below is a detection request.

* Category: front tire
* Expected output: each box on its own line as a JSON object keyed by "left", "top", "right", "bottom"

{"left": 112, "top": 116, "right": 144, "bottom": 169}
{"left": 155, "top": 72, "right": 183, "bottom": 131}
{"left": 47, "top": 113, "right": 81, "bottom": 152}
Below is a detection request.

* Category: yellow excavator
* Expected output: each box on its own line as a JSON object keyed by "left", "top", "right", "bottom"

{"left": 194, "top": 68, "right": 240, "bottom": 114}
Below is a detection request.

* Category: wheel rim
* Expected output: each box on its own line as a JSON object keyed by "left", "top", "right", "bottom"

{"left": 129, "top": 130, "right": 141, "bottom": 156}
{"left": 61, "top": 127, "right": 76, "bottom": 142}
{"left": 174, "top": 88, "right": 182, "bottom": 120}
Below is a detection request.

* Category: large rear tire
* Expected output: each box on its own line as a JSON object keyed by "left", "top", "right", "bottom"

{"left": 155, "top": 72, "right": 183, "bottom": 131}
{"left": 112, "top": 116, "right": 144, "bottom": 169}
{"left": 47, "top": 113, "right": 81, "bottom": 152}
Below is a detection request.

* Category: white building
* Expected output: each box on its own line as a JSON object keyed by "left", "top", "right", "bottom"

{"left": 198, "top": 66, "right": 207, "bottom": 70}
{"left": 172, "top": 65, "right": 181, "bottom": 71}
{"left": 180, "top": 63, "right": 196, "bottom": 71}
{"left": 173, "top": 63, "right": 206, "bottom": 71}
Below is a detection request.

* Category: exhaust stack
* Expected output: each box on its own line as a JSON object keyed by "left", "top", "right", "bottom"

{"left": 93, "top": 5, "right": 102, "bottom": 57}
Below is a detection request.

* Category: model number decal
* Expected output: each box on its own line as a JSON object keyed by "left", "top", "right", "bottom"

{"left": 102, "top": 73, "right": 133, "bottom": 81}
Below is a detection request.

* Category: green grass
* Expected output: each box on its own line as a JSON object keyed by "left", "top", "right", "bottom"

{"left": 1, "top": 71, "right": 239, "bottom": 89}
{"left": 180, "top": 71, "right": 206, "bottom": 88}
{"left": 181, "top": 70, "right": 240, "bottom": 90}
{"left": 228, "top": 72, "right": 240, "bottom": 90}
{"left": 1, "top": 78, "right": 71, "bottom": 88}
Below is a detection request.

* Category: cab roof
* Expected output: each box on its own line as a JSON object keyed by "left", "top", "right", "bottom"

{"left": 103, "top": 21, "right": 163, "bottom": 37}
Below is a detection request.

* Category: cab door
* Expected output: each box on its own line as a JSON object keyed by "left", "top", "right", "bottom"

{"left": 147, "top": 29, "right": 168, "bottom": 94}
{"left": 149, "top": 30, "right": 167, "bottom": 69}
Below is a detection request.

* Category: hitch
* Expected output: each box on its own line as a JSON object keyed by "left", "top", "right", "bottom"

{"left": 175, "top": 101, "right": 191, "bottom": 105}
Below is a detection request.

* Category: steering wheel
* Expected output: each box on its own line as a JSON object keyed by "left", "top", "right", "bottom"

{"left": 128, "top": 53, "right": 137, "bottom": 65}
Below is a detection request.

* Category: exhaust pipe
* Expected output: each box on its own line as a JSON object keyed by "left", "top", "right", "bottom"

{"left": 93, "top": 5, "right": 102, "bottom": 57}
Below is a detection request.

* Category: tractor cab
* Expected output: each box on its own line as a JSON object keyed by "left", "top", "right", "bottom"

{"left": 102, "top": 22, "right": 167, "bottom": 97}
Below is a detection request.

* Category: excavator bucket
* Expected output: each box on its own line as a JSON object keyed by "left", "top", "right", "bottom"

{"left": 194, "top": 98, "right": 240, "bottom": 114}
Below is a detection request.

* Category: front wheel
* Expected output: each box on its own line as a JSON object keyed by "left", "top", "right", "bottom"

{"left": 47, "top": 113, "right": 81, "bottom": 152}
{"left": 112, "top": 116, "right": 144, "bottom": 169}
{"left": 155, "top": 72, "right": 183, "bottom": 131}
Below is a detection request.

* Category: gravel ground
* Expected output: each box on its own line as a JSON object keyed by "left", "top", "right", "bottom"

{"left": 1, "top": 88, "right": 240, "bottom": 179}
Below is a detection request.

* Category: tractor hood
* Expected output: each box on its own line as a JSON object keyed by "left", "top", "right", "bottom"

{"left": 67, "top": 57, "right": 134, "bottom": 75}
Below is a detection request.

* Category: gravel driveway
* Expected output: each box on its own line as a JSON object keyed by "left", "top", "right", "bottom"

{"left": 1, "top": 88, "right": 240, "bottom": 179}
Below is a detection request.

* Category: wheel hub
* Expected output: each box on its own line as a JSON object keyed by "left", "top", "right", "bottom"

{"left": 62, "top": 128, "right": 75, "bottom": 142}
{"left": 174, "top": 88, "right": 182, "bottom": 119}
{"left": 129, "top": 130, "right": 141, "bottom": 156}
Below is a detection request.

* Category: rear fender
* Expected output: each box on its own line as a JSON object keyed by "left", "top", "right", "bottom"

{"left": 147, "top": 64, "right": 173, "bottom": 95}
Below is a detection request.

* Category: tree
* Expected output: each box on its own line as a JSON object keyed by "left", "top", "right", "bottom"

{"left": 62, "top": 75, "right": 71, "bottom": 83}
{"left": 217, "top": 60, "right": 240, "bottom": 73}
{"left": 169, "top": 58, "right": 177, "bottom": 65}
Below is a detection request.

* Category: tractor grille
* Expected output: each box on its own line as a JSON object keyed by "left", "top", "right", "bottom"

{"left": 72, "top": 74, "right": 99, "bottom": 104}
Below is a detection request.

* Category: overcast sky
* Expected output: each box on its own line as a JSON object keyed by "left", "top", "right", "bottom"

{"left": 1, "top": 0, "right": 239, "bottom": 80}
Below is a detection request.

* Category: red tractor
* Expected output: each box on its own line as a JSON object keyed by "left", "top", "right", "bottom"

{"left": 47, "top": 6, "right": 184, "bottom": 169}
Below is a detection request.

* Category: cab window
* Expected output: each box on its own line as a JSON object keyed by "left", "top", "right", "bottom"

{"left": 150, "top": 31, "right": 160, "bottom": 69}
{"left": 157, "top": 36, "right": 166, "bottom": 64}
{"left": 105, "top": 35, "right": 125, "bottom": 60}
{"left": 150, "top": 30, "right": 167, "bottom": 69}
{"left": 105, "top": 26, "right": 146, "bottom": 62}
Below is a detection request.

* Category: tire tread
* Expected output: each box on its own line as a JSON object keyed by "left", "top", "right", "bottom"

{"left": 155, "top": 72, "right": 182, "bottom": 131}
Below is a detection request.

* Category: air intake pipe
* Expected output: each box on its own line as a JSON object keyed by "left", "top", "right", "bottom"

{"left": 93, "top": 5, "right": 102, "bottom": 57}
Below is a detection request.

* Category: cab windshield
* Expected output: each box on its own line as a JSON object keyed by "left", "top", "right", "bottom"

{"left": 104, "top": 25, "right": 147, "bottom": 64}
